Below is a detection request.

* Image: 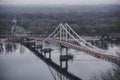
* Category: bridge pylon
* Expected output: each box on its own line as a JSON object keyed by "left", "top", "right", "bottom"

{"left": 46, "top": 23, "right": 106, "bottom": 54}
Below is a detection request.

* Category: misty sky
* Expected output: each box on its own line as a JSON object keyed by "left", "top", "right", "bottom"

{"left": 0, "top": 0, "right": 120, "bottom": 5}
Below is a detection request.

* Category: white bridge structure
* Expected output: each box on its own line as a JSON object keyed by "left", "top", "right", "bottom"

{"left": 47, "top": 23, "right": 105, "bottom": 53}
{"left": 44, "top": 23, "right": 120, "bottom": 65}
{"left": 22, "top": 23, "right": 120, "bottom": 80}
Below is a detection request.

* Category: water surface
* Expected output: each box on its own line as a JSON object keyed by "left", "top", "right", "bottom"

{"left": 0, "top": 41, "right": 119, "bottom": 80}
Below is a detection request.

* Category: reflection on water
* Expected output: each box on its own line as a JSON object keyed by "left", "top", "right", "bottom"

{"left": 90, "top": 41, "right": 120, "bottom": 56}
{"left": 0, "top": 42, "right": 25, "bottom": 54}
{"left": 90, "top": 41, "right": 120, "bottom": 49}
{"left": 0, "top": 41, "right": 120, "bottom": 80}
{"left": 90, "top": 41, "right": 109, "bottom": 49}
{"left": 5, "top": 42, "right": 18, "bottom": 53}
{"left": 0, "top": 42, "right": 54, "bottom": 80}
{"left": 107, "top": 44, "right": 120, "bottom": 56}
{"left": 0, "top": 43, "right": 3, "bottom": 53}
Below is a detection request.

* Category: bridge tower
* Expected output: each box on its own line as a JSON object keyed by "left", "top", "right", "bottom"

{"left": 45, "top": 23, "right": 120, "bottom": 66}
{"left": 46, "top": 23, "right": 106, "bottom": 54}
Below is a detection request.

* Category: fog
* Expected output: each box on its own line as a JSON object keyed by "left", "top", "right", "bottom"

{"left": 0, "top": 0, "right": 120, "bottom": 5}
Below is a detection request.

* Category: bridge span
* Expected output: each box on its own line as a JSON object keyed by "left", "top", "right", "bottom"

{"left": 46, "top": 38, "right": 120, "bottom": 65}
{"left": 25, "top": 23, "right": 120, "bottom": 66}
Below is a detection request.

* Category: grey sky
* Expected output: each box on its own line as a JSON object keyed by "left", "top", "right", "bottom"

{"left": 0, "top": 0, "right": 120, "bottom": 5}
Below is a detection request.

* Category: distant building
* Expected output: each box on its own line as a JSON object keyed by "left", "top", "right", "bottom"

{"left": 11, "top": 18, "right": 27, "bottom": 36}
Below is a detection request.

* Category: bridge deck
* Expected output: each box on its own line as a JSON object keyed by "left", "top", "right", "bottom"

{"left": 27, "top": 36, "right": 120, "bottom": 66}
{"left": 47, "top": 38, "right": 120, "bottom": 65}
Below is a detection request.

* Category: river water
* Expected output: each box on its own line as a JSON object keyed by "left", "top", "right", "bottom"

{"left": 0, "top": 41, "right": 120, "bottom": 80}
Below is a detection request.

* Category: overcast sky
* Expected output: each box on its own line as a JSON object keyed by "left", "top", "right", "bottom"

{"left": 0, "top": 0, "right": 120, "bottom": 5}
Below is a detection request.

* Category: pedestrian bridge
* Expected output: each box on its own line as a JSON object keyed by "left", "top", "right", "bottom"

{"left": 26, "top": 23, "right": 120, "bottom": 66}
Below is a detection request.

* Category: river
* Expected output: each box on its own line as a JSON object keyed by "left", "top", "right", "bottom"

{"left": 0, "top": 41, "right": 120, "bottom": 80}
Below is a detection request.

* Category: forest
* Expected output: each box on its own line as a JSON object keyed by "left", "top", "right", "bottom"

{"left": 0, "top": 5, "right": 120, "bottom": 37}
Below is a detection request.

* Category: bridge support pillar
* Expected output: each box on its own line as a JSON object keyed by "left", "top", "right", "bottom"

{"left": 60, "top": 59, "right": 68, "bottom": 71}
{"left": 59, "top": 45, "right": 69, "bottom": 70}
{"left": 36, "top": 40, "right": 43, "bottom": 53}
{"left": 60, "top": 45, "right": 68, "bottom": 55}
{"left": 41, "top": 48, "right": 53, "bottom": 60}
{"left": 36, "top": 45, "right": 43, "bottom": 53}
